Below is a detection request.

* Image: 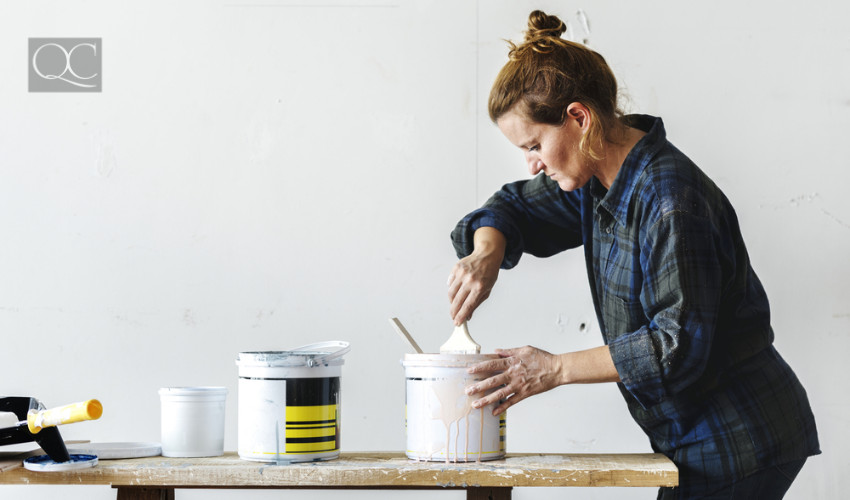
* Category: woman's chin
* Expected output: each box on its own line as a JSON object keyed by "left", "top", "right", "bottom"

{"left": 556, "top": 178, "right": 581, "bottom": 192}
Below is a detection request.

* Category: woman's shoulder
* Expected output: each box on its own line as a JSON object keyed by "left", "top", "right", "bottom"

{"left": 634, "top": 143, "right": 731, "bottom": 221}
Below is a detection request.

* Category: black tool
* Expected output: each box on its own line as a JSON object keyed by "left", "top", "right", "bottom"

{"left": 0, "top": 397, "right": 70, "bottom": 463}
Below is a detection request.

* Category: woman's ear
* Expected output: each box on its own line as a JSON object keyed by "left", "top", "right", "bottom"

{"left": 565, "top": 102, "right": 592, "bottom": 131}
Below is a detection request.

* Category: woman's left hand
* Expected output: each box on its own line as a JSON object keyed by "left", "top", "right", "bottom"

{"left": 466, "top": 346, "right": 565, "bottom": 416}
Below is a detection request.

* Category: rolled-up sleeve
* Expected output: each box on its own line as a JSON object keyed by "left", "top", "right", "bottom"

{"left": 451, "top": 174, "right": 584, "bottom": 269}
{"left": 608, "top": 209, "right": 723, "bottom": 408}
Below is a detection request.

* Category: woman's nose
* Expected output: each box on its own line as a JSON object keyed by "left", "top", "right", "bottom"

{"left": 526, "top": 154, "right": 544, "bottom": 175}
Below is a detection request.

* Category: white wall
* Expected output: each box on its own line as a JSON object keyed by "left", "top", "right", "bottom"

{"left": 1, "top": 1, "right": 847, "bottom": 499}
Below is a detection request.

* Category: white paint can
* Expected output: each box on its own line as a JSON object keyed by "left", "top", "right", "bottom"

{"left": 402, "top": 353, "right": 506, "bottom": 462}
{"left": 158, "top": 386, "right": 227, "bottom": 458}
{"left": 235, "top": 341, "right": 349, "bottom": 463}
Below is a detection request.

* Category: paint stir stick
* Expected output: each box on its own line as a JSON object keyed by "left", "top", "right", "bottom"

{"left": 389, "top": 317, "right": 424, "bottom": 354}
{"left": 439, "top": 321, "right": 481, "bottom": 354}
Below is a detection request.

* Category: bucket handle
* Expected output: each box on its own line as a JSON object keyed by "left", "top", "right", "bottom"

{"left": 290, "top": 341, "right": 351, "bottom": 367}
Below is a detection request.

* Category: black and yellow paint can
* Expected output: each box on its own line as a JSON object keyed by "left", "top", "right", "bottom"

{"left": 236, "top": 342, "right": 349, "bottom": 463}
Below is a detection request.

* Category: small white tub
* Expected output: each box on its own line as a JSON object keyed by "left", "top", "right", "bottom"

{"left": 403, "top": 353, "right": 506, "bottom": 462}
{"left": 159, "top": 386, "right": 227, "bottom": 458}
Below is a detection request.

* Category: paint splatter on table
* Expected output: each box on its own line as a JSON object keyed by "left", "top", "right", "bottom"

{"left": 0, "top": 451, "right": 677, "bottom": 499}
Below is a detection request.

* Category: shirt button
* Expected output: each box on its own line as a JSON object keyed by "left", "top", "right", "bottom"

{"left": 606, "top": 227, "right": 612, "bottom": 234}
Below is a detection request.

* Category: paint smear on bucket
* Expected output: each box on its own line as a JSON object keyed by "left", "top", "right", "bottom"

{"left": 403, "top": 353, "right": 505, "bottom": 463}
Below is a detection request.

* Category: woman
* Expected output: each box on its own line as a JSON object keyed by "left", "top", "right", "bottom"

{"left": 447, "top": 10, "right": 819, "bottom": 499}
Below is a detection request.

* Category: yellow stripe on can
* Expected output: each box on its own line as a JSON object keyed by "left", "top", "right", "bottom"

{"left": 284, "top": 404, "right": 338, "bottom": 454}
{"left": 284, "top": 441, "right": 338, "bottom": 453}
{"left": 285, "top": 426, "right": 337, "bottom": 439}
{"left": 285, "top": 404, "right": 336, "bottom": 423}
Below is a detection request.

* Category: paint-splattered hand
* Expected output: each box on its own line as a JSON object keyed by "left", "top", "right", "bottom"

{"left": 465, "top": 346, "right": 566, "bottom": 416}
{"left": 447, "top": 253, "right": 501, "bottom": 325}
{"left": 448, "top": 227, "right": 506, "bottom": 325}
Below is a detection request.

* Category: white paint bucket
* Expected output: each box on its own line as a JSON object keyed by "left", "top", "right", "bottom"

{"left": 235, "top": 341, "right": 349, "bottom": 463}
{"left": 403, "top": 353, "right": 506, "bottom": 462}
{"left": 158, "top": 386, "right": 227, "bottom": 458}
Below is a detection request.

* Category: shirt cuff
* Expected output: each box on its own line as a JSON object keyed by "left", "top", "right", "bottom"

{"left": 451, "top": 209, "right": 524, "bottom": 269}
{"left": 608, "top": 326, "right": 667, "bottom": 408}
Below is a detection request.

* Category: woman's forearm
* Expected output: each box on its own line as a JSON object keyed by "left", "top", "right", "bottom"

{"left": 471, "top": 226, "right": 507, "bottom": 261}
{"left": 466, "top": 344, "right": 621, "bottom": 415}
{"left": 557, "top": 345, "right": 621, "bottom": 385}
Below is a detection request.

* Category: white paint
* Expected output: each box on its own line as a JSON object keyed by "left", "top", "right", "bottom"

{"left": 1, "top": 0, "right": 847, "bottom": 499}
{"left": 403, "top": 354, "right": 504, "bottom": 463}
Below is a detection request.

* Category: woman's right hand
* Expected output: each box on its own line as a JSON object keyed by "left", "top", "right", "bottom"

{"left": 447, "top": 227, "right": 506, "bottom": 325}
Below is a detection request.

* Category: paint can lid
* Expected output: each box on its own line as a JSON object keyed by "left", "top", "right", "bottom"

{"left": 237, "top": 341, "right": 350, "bottom": 368}
{"left": 158, "top": 387, "right": 228, "bottom": 402}
{"left": 65, "top": 442, "right": 162, "bottom": 460}
{"left": 23, "top": 454, "right": 98, "bottom": 472}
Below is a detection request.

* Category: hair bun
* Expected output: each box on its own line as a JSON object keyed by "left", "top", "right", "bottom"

{"left": 525, "top": 10, "right": 567, "bottom": 41}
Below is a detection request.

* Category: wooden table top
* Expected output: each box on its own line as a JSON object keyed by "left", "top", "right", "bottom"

{"left": 0, "top": 451, "right": 677, "bottom": 488}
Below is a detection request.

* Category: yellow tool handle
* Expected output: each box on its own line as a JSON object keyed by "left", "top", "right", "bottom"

{"left": 27, "top": 399, "right": 103, "bottom": 434}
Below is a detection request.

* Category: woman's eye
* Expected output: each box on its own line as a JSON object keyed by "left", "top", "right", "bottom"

{"left": 528, "top": 145, "right": 540, "bottom": 153}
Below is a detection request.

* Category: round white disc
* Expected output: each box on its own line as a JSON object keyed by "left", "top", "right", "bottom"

{"left": 23, "top": 454, "right": 98, "bottom": 472}
{"left": 65, "top": 442, "right": 161, "bottom": 459}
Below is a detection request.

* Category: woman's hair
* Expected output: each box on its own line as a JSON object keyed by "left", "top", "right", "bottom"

{"left": 488, "top": 10, "right": 625, "bottom": 160}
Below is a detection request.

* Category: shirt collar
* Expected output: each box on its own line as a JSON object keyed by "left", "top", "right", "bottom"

{"left": 589, "top": 115, "right": 667, "bottom": 226}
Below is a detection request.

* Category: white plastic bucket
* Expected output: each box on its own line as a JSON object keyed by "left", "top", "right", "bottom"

{"left": 403, "top": 353, "right": 506, "bottom": 462}
{"left": 158, "top": 386, "right": 227, "bottom": 458}
{"left": 236, "top": 341, "right": 349, "bottom": 463}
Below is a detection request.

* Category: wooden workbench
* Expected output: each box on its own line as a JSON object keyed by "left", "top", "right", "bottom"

{"left": 0, "top": 451, "right": 678, "bottom": 499}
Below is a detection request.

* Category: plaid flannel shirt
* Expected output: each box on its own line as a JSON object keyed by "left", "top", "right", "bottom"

{"left": 451, "top": 115, "right": 819, "bottom": 494}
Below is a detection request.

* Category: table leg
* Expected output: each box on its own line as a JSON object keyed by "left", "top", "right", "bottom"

{"left": 115, "top": 487, "right": 175, "bottom": 500}
{"left": 466, "top": 487, "right": 512, "bottom": 500}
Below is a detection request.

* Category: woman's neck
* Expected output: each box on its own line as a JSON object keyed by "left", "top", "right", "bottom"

{"left": 594, "top": 126, "right": 646, "bottom": 190}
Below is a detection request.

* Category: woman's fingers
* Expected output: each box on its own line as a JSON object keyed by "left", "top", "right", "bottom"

{"left": 465, "top": 346, "right": 564, "bottom": 416}
{"left": 448, "top": 279, "right": 470, "bottom": 321}
{"left": 449, "top": 280, "right": 485, "bottom": 324}
{"left": 468, "top": 355, "right": 514, "bottom": 375}
{"left": 464, "top": 354, "right": 522, "bottom": 412}
{"left": 466, "top": 370, "right": 510, "bottom": 395}
{"left": 447, "top": 252, "right": 500, "bottom": 324}
{"left": 448, "top": 261, "right": 477, "bottom": 322}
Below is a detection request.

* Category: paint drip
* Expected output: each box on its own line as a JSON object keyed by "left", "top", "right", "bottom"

{"left": 402, "top": 353, "right": 506, "bottom": 463}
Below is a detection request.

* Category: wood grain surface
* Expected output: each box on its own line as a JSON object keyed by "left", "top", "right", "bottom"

{"left": 0, "top": 451, "right": 677, "bottom": 488}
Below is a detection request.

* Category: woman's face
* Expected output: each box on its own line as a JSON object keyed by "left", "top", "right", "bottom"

{"left": 496, "top": 105, "right": 593, "bottom": 192}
